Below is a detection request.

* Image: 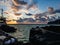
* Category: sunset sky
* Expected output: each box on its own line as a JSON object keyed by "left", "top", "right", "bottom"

{"left": 0, "top": 0, "right": 60, "bottom": 20}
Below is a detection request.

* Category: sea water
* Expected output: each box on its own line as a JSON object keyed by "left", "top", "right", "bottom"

{"left": 8, "top": 24, "right": 59, "bottom": 43}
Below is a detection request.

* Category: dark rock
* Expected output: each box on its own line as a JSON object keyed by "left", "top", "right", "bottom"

{"left": 0, "top": 25, "right": 17, "bottom": 33}
{"left": 29, "top": 26, "right": 60, "bottom": 45}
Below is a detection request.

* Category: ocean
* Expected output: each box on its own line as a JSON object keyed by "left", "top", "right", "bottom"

{"left": 8, "top": 24, "right": 60, "bottom": 43}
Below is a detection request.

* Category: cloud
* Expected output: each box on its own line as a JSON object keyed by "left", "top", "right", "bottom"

{"left": 11, "top": 0, "right": 40, "bottom": 13}
{"left": 11, "top": 0, "right": 35, "bottom": 10}
{"left": 27, "top": 0, "right": 38, "bottom": 9}
{"left": 12, "top": 0, "right": 27, "bottom": 6}
{"left": 12, "top": 0, "right": 39, "bottom": 10}
{"left": 4, "top": 0, "right": 41, "bottom": 20}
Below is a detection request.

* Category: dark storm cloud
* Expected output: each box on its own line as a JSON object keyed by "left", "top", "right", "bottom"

{"left": 25, "top": 13, "right": 32, "bottom": 16}
{"left": 12, "top": 0, "right": 38, "bottom": 10}
{"left": 13, "top": 0, "right": 27, "bottom": 5}
{"left": 12, "top": 0, "right": 28, "bottom": 11}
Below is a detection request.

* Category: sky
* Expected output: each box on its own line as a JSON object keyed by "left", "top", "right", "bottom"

{"left": 0, "top": 0, "right": 60, "bottom": 20}
{"left": 37, "top": 0, "right": 60, "bottom": 12}
{"left": 0, "top": 0, "right": 60, "bottom": 11}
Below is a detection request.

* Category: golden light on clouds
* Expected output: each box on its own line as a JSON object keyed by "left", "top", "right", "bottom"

{"left": 12, "top": 0, "right": 20, "bottom": 6}
{"left": 3, "top": 0, "right": 41, "bottom": 24}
